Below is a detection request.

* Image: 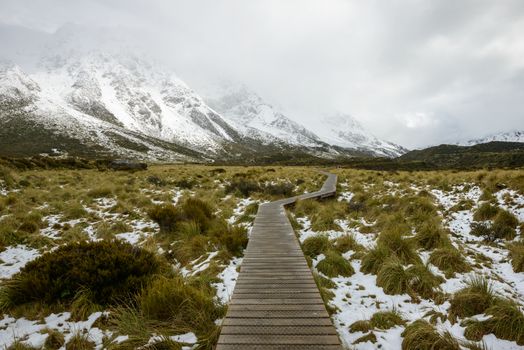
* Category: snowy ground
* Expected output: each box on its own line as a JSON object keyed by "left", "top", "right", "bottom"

{"left": 0, "top": 183, "right": 253, "bottom": 349}
{"left": 296, "top": 183, "right": 524, "bottom": 350}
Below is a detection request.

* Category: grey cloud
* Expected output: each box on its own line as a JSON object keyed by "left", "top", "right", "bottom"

{"left": 1, "top": 0, "right": 523, "bottom": 149}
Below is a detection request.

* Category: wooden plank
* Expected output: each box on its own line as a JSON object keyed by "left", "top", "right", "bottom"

{"left": 216, "top": 172, "right": 341, "bottom": 349}
{"left": 217, "top": 334, "right": 340, "bottom": 345}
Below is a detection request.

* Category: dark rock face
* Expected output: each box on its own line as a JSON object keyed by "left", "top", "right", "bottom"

{"left": 108, "top": 159, "right": 147, "bottom": 170}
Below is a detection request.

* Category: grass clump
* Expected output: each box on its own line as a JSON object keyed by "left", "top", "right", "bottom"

{"left": 401, "top": 320, "right": 461, "bottom": 350}
{"left": 333, "top": 234, "right": 364, "bottom": 253}
{"left": 376, "top": 257, "right": 442, "bottom": 299}
{"left": 449, "top": 276, "right": 497, "bottom": 320}
{"left": 463, "top": 299, "right": 524, "bottom": 345}
{"left": 376, "top": 230, "right": 421, "bottom": 265}
{"left": 361, "top": 245, "right": 391, "bottom": 274}
{"left": 66, "top": 332, "right": 95, "bottom": 350}
{"left": 429, "top": 246, "right": 471, "bottom": 277}
{"left": 316, "top": 251, "right": 354, "bottom": 277}
{"left": 113, "top": 275, "right": 224, "bottom": 348}
{"left": 509, "top": 241, "right": 524, "bottom": 272}
{"left": 225, "top": 177, "right": 260, "bottom": 197}
{"left": 302, "top": 235, "right": 332, "bottom": 258}
{"left": 0, "top": 240, "right": 160, "bottom": 311}
{"left": 473, "top": 203, "right": 500, "bottom": 221}
{"left": 43, "top": 328, "right": 65, "bottom": 349}
{"left": 414, "top": 221, "right": 451, "bottom": 250}
{"left": 369, "top": 309, "right": 405, "bottom": 330}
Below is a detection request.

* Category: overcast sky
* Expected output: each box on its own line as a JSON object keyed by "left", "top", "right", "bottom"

{"left": 1, "top": 0, "right": 523, "bottom": 148}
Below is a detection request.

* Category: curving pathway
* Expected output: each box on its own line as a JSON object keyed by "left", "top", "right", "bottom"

{"left": 217, "top": 172, "right": 342, "bottom": 350}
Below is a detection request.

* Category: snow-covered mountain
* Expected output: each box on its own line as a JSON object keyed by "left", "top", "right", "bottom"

{"left": 301, "top": 113, "right": 408, "bottom": 158}
{"left": 0, "top": 24, "right": 408, "bottom": 161}
{"left": 459, "top": 130, "right": 524, "bottom": 146}
{"left": 204, "top": 84, "right": 406, "bottom": 157}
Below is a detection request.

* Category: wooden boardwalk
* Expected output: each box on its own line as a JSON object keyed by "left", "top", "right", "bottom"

{"left": 217, "top": 172, "right": 342, "bottom": 350}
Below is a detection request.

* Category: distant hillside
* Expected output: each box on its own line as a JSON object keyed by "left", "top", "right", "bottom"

{"left": 340, "top": 141, "right": 524, "bottom": 170}
{"left": 399, "top": 141, "right": 524, "bottom": 167}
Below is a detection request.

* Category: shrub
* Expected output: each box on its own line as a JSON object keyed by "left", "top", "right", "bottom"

{"left": 316, "top": 251, "right": 354, "bottom": 277}
{"left": 1, "top": 241, "right": 160, "bottom": 309}
{"left": 449, "top": 276, "right": 496, "bottom": 320}
{"left": 473, "top": 203, "right": 499, "bottom": 221}
{"left": 429, "top": 247, "right": 471, "bottom": 277}
{"left": 148, "top": 204, "right": 182, "bottom": 233}
{"left": 174, "top": 178, "right": 196, "bottom": 189}
{"left": 225, "top": 177, "right": 260, "bottom": 197}
{"left": 264, "top": 182, "right": 294, "bottom": 197}
{"left": 302, "top": 235, "right": 332, "bottom": 258}
{"left": 401, "top": 320, "right": 461, "bottom": 350}
{"left": 180, "top": 198, "right": 214, "bottom": 231}
{"left": 146, "top": 175, "right": 166, "bottom": 187}
{"left": 313, "top": 273, "right": 336, "bottom": 305}
{"left": 509, "top": 241, "right": 524, "bottom": 272}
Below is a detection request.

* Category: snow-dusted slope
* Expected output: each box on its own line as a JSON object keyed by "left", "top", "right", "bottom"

{"left": 32, "top": 53, "right": 239, "bottom": 153}
{"left": 0, "top": 24, "right": 409, "bottom": 160}
{"left": 305, "top": 114, "right": 408, "bottom": 157}
{"left": 459, "top": 130, "right": 524, "bottom": 146}
{"left": 206, "top": 85, "right": 325, "bottom": 148}
{"left": 0, "top": 63, "right": 204, "bottom": 161}
{"left": 205, "top": 85, "right": 407, "bottom": 157}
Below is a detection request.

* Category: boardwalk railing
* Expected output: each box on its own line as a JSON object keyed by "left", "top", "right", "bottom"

{"left": 216, "top": 172, "right": 342, "bottom": 350}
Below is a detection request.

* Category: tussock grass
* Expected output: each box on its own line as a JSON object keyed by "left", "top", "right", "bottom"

{"left": 302, "top": 235, "right": 332, "bottom": 258}
{"left": 43, "top": 328, "right": 65, "bottom": 349}
{"left": 361, "top": 245, "right": 391, "bottom": 274}
{"left": 350, "top": 309, "right": 405, "bottom": 333}
{"left": 6, "top": 341, "right": 38, "bottom": 350}
{"left": 429, "top": 246, "right": 471, "bottom": 277}
{"left": 376, "top": 257, "right": 442, "bottom": 299}
{"left": 414, "top": 220, "right": 451, "bottom": 250}
{"left": 376, "top": 229, "right": 421, "bottom": 265}
{"left": 449, "top": 276, "right": 497, "bottom": 320}
{"left": 66, "top": 332, "right": 95, "bottom": 350}
{"left": 312, "top": 273, "right": 336, "bottom": 309}
{"left": 333, "top": 234, "right": 364, "bottom": 253}
{"left": 473, "top": 203, "right": 500, "bottom": 221}
{"left": 482, "top": 299, "right": 524, "bottom": 344}
{"left": 112, "top": 274, "right": 224, "bottom": 348}
{"left": 509, "top": 241, "right": 524, "bottom": 272}
{"left": 316, "top": 251, "right": 354, "bottom": 277}
{"left": 401, "top": 320, "right": 461, "bottom": 350}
